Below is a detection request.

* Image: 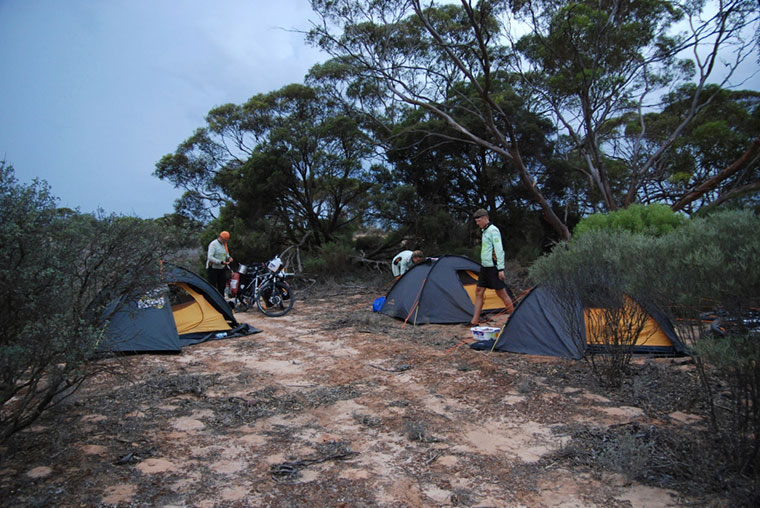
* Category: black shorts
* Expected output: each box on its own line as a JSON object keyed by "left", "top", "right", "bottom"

{"left": 477, "top": 266, "right": 506, "bottom": 290}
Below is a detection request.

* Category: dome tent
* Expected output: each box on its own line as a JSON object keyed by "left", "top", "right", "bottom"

{"left": 101, "top": 264, "right": 259, "bottom": 353}
{"left": 380, "top": 255, "right": 509, "bottom": 324}
{"left": 490, "top": 285, "right": 686, "bottom": 358}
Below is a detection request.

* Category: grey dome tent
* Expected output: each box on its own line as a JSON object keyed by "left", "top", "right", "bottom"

{"left": 380, "top": 255, "right": 509, "bottom": 324}
{"left": 491, "top": 285, "right": 686, "bottom": 358}
{"left": 101, "top": 264, "right": 259, "bottom": 353}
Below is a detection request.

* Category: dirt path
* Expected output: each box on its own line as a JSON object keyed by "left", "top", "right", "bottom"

{"left": 0, "top": 286, "right": 706, "bottom": 507}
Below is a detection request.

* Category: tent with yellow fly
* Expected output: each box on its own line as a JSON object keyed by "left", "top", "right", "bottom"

{"left": 380, "top": 255, "right": 511, "bottom": 324}
{"left": 490, "top": 285, "right": 686, "bottom": 358}
{"left": 101, "top": 264, "right": 260, "bottom": 353}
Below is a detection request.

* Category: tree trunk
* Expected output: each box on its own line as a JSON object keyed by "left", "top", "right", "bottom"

{"left": 509, "top": 146, "right": 572, "bottom": 241}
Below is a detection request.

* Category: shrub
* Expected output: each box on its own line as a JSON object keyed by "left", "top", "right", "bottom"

{"left": 319, "top": 241, "right": 356, "bottom": 272}
{"left": 297, "top": 240, "right": 358, "bottom": 275}
{"left": 354, "top": 231, "right": 386, "bottom": 254}
{"left": 530, "top": 230, "right": 651, "bottom": 387}
{"left": 539, "top": 209, "right": 760, "bottom": 475}
{"left": 573, "top": 203, "right": 685, "bottom": 239}
{"left": 0, "top": 163, "right": 186, "bottom": 444}
{"left": 635, "top": 210, "right": 760, "bottom": 475}
{"left": 301, "top": 255, "right": 329, "bottom": 274}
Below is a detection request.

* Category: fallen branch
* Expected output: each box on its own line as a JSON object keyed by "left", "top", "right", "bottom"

{"left": 369, "top": 363, "right": 412, "bottom": 373}
{"left": 269, "top": 443, "right": 359, "bottom": 479}
{"left": 351, "top": 254, "right": 388, "bottom": 272}
{"left": 425, "top": 450, "right": 443, "bottom": 465}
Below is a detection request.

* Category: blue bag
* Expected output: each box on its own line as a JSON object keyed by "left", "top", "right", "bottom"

{"left": 372, "top": 296, "right": 386, "bottom": 312}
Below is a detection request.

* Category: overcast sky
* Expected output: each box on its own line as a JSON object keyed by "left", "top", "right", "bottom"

{"left": 0, "top": 0, "right": 326, "bottom": 218}
{"left": 2, "top": 1, "right": 757, "bottom": 219}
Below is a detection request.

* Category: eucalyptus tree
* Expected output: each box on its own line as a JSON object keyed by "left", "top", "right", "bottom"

{"left": 154, "top": 102, "right": 261, "bottom": 222}
{"left": 376, "top": 76, "right": 571, "bottom": 252}
{"left": 155, "top": 83, "right": 374, "bottom": 256}
{"left": 373, "top": 108, "right": 493, "bottom": 251}
{"left": 624, "top": 86, "right": 760, "bottom": 212}
{"left": 308, "top": 0, "right": 758, "bottom": 240}
{"left": 231, "top": 83, "right": 374, "bottom": 250}
{"left": 512, "top": 0, "right": 759, "bottom": 212}
{"left": 309, "top": 0, "right": 574, "bottom": 240}
{"left": 306, "top": 56, "right": 530, "bottom": 251}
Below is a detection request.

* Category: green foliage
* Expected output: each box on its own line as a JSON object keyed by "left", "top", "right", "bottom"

{"left": 513, "top": 0, "right": 691, "bottom": 211}
{"left": 156, "top": 0, "right": 757, "bottom": 270}
{"left": 0, "top": 163, "right": 187, "bottom": 444}
{"left": 530, "top": 229, "right": 649, "bottom": 387}
{"left": 371, "top": 71, "right": 563, "bottom": 253}
{"left": 301, "top": 255, "right": 329, "bottom": 274}
{"left": 634, "top": 210, "right": 760, "bottom": 474}
{"left": 635, "top": 209, "right": 760, "bottom": 313}
{"left": 157, "top": 82, "right": 375, "bottom": 260}
{"left": 354, "top": 231, "right": 386, "bottom": 255}
{"left": 536, "top": 209, "right": 760, "bottom": 475}
{"left": 319, "top": 240, "right": 356, "bottom": 272}
{"left": 629, "top": 86, "right": 760, "bottom": 213}
{"left": 299, "top": 240, "right": 356, "bottom": 275}
{"left": 573, "top": 203, "right": 685, "bottom": 239}
{"left": 514, "top": 243, "right": 542, "bottom": 265}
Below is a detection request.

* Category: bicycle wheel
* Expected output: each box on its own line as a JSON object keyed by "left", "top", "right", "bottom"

{"left": 255, "top": 280, "right": 294, "bottom": 317}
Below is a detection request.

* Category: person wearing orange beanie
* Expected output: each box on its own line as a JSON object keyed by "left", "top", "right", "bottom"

{"left": 206, "top": 231, "right": 233, "bottom": 295}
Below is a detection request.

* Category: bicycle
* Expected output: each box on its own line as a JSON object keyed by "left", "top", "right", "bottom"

{"left": 232, "top": 257, "right": 295, "bottom": 317}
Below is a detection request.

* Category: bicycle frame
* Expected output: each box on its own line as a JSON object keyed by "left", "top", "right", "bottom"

{"left": 234, "top": 262, "right": 294, "bottom": 316}
{"left": 237, "top": 265, "right": 270, "bottom": 301}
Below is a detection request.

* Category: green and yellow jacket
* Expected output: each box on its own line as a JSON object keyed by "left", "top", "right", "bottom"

{"left": 480, "top": 223, "right": 505, "bottom": 270}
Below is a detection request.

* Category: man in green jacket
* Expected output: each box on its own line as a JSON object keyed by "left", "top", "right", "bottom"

{"left": 470, "top": 209, "right": 514, "bottom": 326}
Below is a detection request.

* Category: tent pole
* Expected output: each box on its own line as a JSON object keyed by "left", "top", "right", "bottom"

{"left": 402, "top": 276, "right": 427, "bottom": 328}
{"left": 490, "top": 323, "right": 504, "bottom": 352}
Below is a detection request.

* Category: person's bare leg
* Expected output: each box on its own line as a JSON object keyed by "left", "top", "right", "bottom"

{"left": 495, "top": 288, "right": 514, "bottom": 313}
{"left": 471, "top": 286, "right": 486, "bottom": 325}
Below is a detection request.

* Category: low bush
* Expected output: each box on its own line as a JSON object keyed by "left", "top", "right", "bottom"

{"left": 533, "top": 208, "right": 760, "bottom": 478}
{"left": 530, "top": 230, "right": 650, "bottom": 387}
{"left": 0, "top": 163, "right": 189, "bottom": 443}
{"left": 638, "top": 210, "right": 760, "bottom": 476}
{"left": 573, "top": 203, "right": 685, "bottom": 239}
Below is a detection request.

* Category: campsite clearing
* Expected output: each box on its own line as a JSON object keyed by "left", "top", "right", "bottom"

{"left": 0, "top": 280, "right": 732, "bottom": 507}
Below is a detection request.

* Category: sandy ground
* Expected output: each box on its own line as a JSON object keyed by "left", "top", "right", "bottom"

{"left": 0, "top": 284, "right": 714, "bottom": 507}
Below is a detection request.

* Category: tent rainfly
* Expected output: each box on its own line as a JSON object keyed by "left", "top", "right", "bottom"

{"left": 491, "top": 285, "right": 687, "bottom": 358}
{"left": 380, "top": 255, "right": 510, "bottom": 324}
{"left": 101, "top": 264, "right": 259, "bottom": 353}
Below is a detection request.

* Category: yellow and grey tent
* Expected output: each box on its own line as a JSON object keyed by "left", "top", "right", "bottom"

{"left": 491, "top": 285, "right": 686, "bottom": 358}
{"left": 380, "top": 255, "right": 510, "bottom": 324}
{"left": 102, "top": 264, "right": 260, "bottom": 353}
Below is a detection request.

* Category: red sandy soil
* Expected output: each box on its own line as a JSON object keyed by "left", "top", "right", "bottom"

{"left": 0, "top": 282, "right": 720, "bottom": 507}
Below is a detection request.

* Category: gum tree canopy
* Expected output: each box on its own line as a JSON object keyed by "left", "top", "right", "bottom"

{"left": 155, "top": 84, "right": 374, "bottom": 253}
{"left": 308, "top": 0, "right": 759, "bottom": 238}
